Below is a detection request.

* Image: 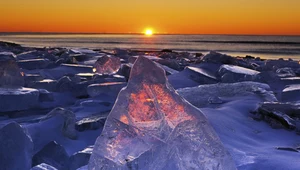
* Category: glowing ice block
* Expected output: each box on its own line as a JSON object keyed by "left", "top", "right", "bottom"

{"left": 89, "top": 56, "right": 236, "bottom": 170}
{"left": 94, "top": 55, "right": 121, "bottom": 75}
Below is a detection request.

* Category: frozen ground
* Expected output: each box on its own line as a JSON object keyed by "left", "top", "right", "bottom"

{"left": 0, "top": 41, "right": 300, "bottom": 170}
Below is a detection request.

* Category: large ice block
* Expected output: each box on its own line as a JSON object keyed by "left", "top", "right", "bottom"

{"left": 0, "top": 87, "right": 39, "bottom": 112}
{"left": 0, "top": 122, "right": 33, "bottom": 170}
{"left": 89, "top": 56, "right": 236, "bottom": 170}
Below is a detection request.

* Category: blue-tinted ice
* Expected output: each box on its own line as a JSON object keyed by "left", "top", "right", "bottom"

{"left": 89, "top": 56, "right": 236, "bottom": 170}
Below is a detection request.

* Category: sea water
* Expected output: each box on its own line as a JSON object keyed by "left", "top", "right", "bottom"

{"left": 0, "top": 33, "right": 300, "bottom": 60}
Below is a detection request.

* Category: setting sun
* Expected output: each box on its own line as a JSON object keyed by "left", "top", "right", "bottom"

{"left": 145, "top": 29, "right": 153, "bottom": 36}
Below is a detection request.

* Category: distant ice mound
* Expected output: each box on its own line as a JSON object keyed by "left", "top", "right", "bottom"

{"left": 0, "top": 52, "right": 24, "bottom": 87}
{"left": 177, "top": 81, "right": 277, "bottom": 107}
{"left": 89, "top": 56, "right": 236, "bottom": 170}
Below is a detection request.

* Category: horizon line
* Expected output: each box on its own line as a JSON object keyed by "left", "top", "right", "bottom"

{"left": 0, "top": 32, "right": 300, "bottom": 37}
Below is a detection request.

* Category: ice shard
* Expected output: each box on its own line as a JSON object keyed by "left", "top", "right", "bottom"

{"left": 94, "top": 55, "right": 121, "bottom": 75}
{"left": 89, "top": 56, "right": 236, "bottom": 170}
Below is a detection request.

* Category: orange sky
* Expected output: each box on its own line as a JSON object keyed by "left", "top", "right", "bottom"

{"left": 1, "top": 0, "right": 300, "bottom": 35}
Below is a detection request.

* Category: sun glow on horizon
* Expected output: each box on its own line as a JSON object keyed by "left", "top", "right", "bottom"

{"left": 1, "top": 1, "right": 300, "bottom": 35}
{"left": 145, "top": 29, "right": 153, "bottom": 36}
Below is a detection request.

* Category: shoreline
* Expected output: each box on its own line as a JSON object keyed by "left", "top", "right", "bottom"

{"left": 0, "top": 40, "right": 300, "bottom": 61}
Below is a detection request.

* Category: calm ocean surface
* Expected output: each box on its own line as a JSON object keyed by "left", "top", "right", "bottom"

{"left": 0, "top": 33, "right": 300, "bottom": 60}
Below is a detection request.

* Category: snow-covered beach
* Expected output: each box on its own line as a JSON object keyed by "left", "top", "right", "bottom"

{"left": 0, "top": 40, "right": 300, "bottom": 170}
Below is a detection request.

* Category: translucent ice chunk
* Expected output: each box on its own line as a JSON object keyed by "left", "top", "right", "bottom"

{"left": 89, "top": 56, "right": 236, "bottom": 170}
{"left": 0, "top": 53, "right": 24, "bottom": 87}
{"left": 93, "top": 55, "right": 121, "bottom": 75}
